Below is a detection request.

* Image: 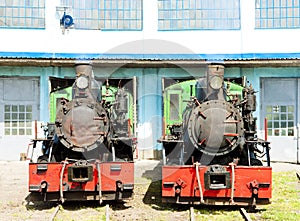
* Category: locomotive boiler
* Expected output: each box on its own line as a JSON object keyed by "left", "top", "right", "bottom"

{"left": 160, "top": 64, "right": 272, "bottom": 207}
{"left": 28, "top": 64, "right": 135, "bottom": 203}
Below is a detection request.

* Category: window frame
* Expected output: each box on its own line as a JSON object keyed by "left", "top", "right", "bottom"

{"left": 61, "top": 0, "right": 143, "bottom": 31}
{"left": 158, "top": 0, "right": 241, "bottom": 31}
{"left": 255, "top": 0, "right": 300, "bottom": 29}
{"left": 0, "top": 0, "right": 45, "bottom": 29}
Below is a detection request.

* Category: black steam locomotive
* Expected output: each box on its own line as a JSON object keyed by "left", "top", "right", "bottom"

{"left": 160, "top": 64, "right": 272, "bottom": 206}
{"left": 28, "top": 64, "right": 135, "bottom": 203}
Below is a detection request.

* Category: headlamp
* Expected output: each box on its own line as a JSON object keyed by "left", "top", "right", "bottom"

{"left": 210, "top": 76, "right": 223, "bottom": 90}
{"left": 76, "top": 76, "right": 89, "bottom": 89}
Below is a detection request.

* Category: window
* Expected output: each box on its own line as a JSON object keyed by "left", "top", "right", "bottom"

{"left": 0, "top": 0, "right": 45, "bottom": 29}
{"left": 4, "top": 105, "right": 33, "bottom": 135}
{"left": 169, "top": 93, "right": 180, "bottom": 121}
{"left": 61, "top": 0, "right": 143, "bottom": 30}
{"left": 255, "top": 0, "right": 300, "bottom": 29}
{"left": 266, "top": 105, "right": 294, "bottom": 136}
{"left": 158, "top": 0, "right": 240, "bottom": 30}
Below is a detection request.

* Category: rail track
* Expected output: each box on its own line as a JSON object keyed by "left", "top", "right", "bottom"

{"left": 188, "top": 206, "right": 253, "bottom": 221}
{"left": 49, "top": 204, "right": 60, "bottom": 221}
{"left": 239, "top": 208, "right": 253, "bottom": 221}
{"left": 189, "top": 206, "right": 195, "bottom": 221}
{"left": 47, "top": 204, "right": 253, "bottom": 221}
{"left": 48, "top": 203, "right": 111, "bottom": 221}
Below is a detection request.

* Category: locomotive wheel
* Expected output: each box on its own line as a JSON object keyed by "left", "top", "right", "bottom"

{"left": 187, "top": 100, "right": 243, "bottom": 156}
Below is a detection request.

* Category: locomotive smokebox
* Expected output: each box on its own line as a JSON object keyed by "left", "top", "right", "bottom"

{"left": 206, "top": 64, "right": 225, "bottom": 101}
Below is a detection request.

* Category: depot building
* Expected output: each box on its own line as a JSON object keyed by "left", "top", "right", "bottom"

{"left": 0, "top": 0, "right": 299, "bottom": 163}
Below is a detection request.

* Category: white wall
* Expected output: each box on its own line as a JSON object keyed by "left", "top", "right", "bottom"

{"left": 0, "top": 0, "right": 299, "bottom": 56}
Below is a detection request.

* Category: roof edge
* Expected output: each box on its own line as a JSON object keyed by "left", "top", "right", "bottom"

{"left": 1, "top": 52, "right": 300, "bottom": 60}
{"left": 1, "top": 52, "right": 300, "bottom": 67}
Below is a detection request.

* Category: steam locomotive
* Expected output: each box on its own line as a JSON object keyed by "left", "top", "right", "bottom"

{"left": 28, "top": 64, "right": 135, "bottom": 203}
{"left": 160, "top": 64, "right": 272, "bottom": 207}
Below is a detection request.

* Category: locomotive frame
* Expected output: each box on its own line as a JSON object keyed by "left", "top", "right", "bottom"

{"left": 28, "top": 64, "right": 136, "bottom": 203}
{"left": 159, "top": 64, "right": 272, "bottom": 207}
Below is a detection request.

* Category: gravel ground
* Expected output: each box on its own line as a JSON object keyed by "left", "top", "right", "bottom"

{"left": 270, "top": 161, "right": 300, "bottom": 172}
{"left": 0, "top": 160, "right": 299, "bottom": 221}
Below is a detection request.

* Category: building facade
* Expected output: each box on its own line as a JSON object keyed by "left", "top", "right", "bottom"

{"left": 0, "top": 0, "right": 300, "bottom": 163}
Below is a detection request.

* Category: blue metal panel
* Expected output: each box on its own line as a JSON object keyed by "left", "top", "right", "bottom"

{"left": 39, "top": 73, "right": 49, "bottom": 122}
{"left": 137, "top": 69, "right": 162, "bottom": 151}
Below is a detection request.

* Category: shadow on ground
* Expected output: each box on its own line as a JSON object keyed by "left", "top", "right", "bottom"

{"left": 25, "top": 193, "right": 130, "bottom": 212}
{"left": 141, "top": 161, "right": 190, "bottom": 211}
